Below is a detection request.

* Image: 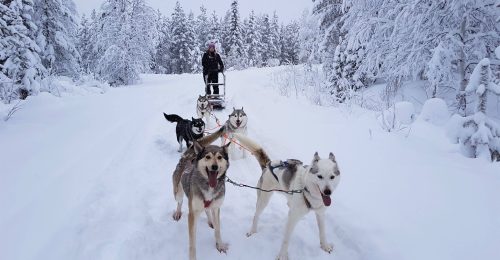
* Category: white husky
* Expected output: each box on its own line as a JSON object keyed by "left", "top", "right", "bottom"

{"left": 232, "top": 133, "right": 341, "bottom": 260}
{"left": 222, "top": 107, "right": 248, "bottom": 158}
{"left": 196, "top": 95, "right": 212, "bottom": 123}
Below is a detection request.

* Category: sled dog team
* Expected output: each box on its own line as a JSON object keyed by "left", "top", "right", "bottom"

{"left": 164, "top": 94, "right": 341, "bottom": 260}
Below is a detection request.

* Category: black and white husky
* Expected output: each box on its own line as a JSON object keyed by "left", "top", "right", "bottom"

{"left": 232, "top": 133, "right": 341, "bottom": 260}
{"left": 196, "top": 95, "right": 212, "bottom": 123}
{"left": 222, "top": 107, "right": 248, "bottom": 158}
{"left": 164, "top": 113, "right": 205, "bottom": 152}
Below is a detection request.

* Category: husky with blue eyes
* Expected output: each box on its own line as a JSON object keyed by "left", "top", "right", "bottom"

{"left": 232, "top": 133, "right": 341, "bottom": 260}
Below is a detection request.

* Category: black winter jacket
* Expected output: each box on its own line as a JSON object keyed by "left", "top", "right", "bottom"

{"left": 202, "top": 52, "right": 224, "bottom": 75}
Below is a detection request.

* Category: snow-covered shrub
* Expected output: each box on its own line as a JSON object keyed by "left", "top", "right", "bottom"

{"left": 266, "top": 58, "right": 280, "bottom": 67}
{"left": 447, "top": 58, "right": 500, "bottom": 161}
{"left": 420, "top": 98, "right": 450, "bottom": 126}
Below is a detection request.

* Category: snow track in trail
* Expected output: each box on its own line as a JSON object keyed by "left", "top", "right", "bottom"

{"left": 1, "top": 68, "right": 499, "bottom": 260}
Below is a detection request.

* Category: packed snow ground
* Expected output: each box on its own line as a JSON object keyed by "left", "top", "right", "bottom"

{"left": 1, "top": 67, "right": 499, "bottom": 260}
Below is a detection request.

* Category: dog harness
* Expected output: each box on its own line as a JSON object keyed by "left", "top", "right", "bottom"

{"left": 302, "top": 187, "right": 312, "bottom": 209}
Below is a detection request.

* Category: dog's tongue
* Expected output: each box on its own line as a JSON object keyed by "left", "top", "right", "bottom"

{"left": 322, "top": 195, "right": 332, "bottom": 207}
{"left": 208, "top": 171, "right": 218, "bottom": 188}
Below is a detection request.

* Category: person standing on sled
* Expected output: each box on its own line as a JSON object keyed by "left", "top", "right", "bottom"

{"left": 202, "top": 43, "right": 224, "bottom": 95}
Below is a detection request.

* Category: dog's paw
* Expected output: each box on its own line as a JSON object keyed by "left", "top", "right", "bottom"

{"left": 172, "top": 211, "right": 182, "bottom": 221}
{"left": 216, "top": 242, "right": 229, "bottom": 254}
{"left": 246, "top": 229, "right": 257, "bottom": 237}
{"left": 276, "top": 252, "right": 289, "bottom": 260}
{"left": 321, "top": 242, "right": 334, "bottom": 253}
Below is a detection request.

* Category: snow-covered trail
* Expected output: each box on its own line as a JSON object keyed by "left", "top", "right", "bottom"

{"left": 1, "top": 67, "right": 499, "bottom": 260}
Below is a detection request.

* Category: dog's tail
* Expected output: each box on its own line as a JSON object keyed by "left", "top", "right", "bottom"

{"left": 163, "top": 113, "right": 184, "bottom": 123}
{"left": 232, "top": 133, "right": 270, "bottom": 170}
{"left": 198, "top": 125, "right": 226, "bottom": 147}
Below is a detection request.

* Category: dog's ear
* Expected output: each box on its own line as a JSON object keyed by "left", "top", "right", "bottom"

{"left": 192, "top": 117, "right": 195, "bottom": 121}
{"left": 233, "top": 107, "right": 236, "bottom": 111}
{"left": 223, "top": 142, "right": 231, "bottom": 156}
{"left": 163, "top": 113, "right": 168, "bottom": 120}
{"left": 241, "top": 107, "right": 244, "bottom": 111}
{"left": 193, "top": 141, "right": 204, "bottom": 155}
{"left": 329, "top": 152, "right": 336, "bottom": 162}
{"left": 313, "top": 152, "right": 320, "bottom": 163}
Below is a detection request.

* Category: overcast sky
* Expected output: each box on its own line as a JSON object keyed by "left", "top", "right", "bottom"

{"left": 73, "top": 0, "right": 313, "bottom": 22}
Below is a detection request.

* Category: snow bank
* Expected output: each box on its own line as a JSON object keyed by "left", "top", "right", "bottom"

{"left": 39, "top": 76, "right": 109, "bottom": 97}
{"left": 495, "top": 45, "right": 500, "bottom": 59}
{"left": 419, "top": 98, "right": 449, "bottom": 125}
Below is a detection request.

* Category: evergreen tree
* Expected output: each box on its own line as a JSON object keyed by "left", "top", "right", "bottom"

{"left": 187, "top": 12, "right": 202, "bottom": 72}
{"left": 244, "top": 10, "right": 262, "bottom": 67}
{"left": 154, "top": 14, "right": 172, "bottom": 73}
{"left": 449, "top": 58, "right": 500, "bottom": 161}
{"left": 196, "top": 5, "right": 210, "bottom": 51}
{"left": 279, "top": 22, "right": 300, "bottom": 65}
{"left": 0, "top": 0, "right": 45, "bottom": 101}
{"left": 33, "top": 0, "right": 80, "bottom": 77}
{"left": 225, "top": 0, "right": 246, "bottom": 68}
{"left": 77, "top": 14, "right": 93, "bottom": 74}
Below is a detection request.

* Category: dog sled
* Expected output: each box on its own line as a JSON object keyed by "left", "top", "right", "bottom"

{"left": 206, "top": 72, "right": 226, "bottom": 110}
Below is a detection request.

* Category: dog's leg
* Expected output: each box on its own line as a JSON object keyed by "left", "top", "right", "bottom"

{"left": 247, "top": 178, "right": 274, "bottom": 237}
{"left": 205, "top": 209, "right": 214, "bottom": 229}
{"left": 277, "top": 206, "right": 309, "bottom": 260}
{"left": 213, "top": 207, "right": 228, "bottom": 253}
{"left": 188, "top": 201, "right": 202, "bottom": 260}
{"left": 173, "top": 184, "right": 184, "bottom": 220}
{"left": 315, "top": 210, "right": 333, "bottom": 253}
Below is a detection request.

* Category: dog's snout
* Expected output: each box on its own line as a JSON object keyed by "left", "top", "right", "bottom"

{"left": 324, "top": 189, "right": 332, "bottom": 196}
{"left": 211, "top": 165, "right": 218, "bottom": 171}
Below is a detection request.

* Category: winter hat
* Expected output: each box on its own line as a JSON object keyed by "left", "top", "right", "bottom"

{"left": 208, "top": 43, "right": 216, "bottom": 49}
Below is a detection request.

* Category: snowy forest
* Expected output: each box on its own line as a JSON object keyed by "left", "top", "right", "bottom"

{"left": 2, "top": 1, "right": 500, "bottom": 260}
{"left": 1, "top": 0, "right": 500, "bottom": 160}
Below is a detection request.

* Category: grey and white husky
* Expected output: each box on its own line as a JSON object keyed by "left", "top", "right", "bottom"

{"left": 171, "top": 127, "right": 230, "bottom": 260}
{"left": 172, "top": 128, "right": 229, "bottom": 260}
{"left": 222, "top": 107, "right": 248, "bottom": 158}
{"left": 232, "top": 133, "right": 341, "bottom": 260}
{"left": 196, "top": 95, "right": 212, "bottom": 123}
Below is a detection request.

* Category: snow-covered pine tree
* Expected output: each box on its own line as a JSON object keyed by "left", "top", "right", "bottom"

{"left": 170, "top": 2, "right": 198, "bottom": 74}
{"left": 187, "top": 12, "right": 202, "bottom": 72}
{"left": 268, "top": 11, "right": 281, "bottom": 62}
{"left": 448, "top": 58, "right": 500, "bottom": 161}
{"left": 0, "top": 0, "right": 45, "bottom": 102}
{"left": 95, "top": 0, "right": 155, "bottom": 85}
{"left": 77, "top": 14, "right": 94, "bottom": 74}
{"left": 220, "top": 10, "right": 232, "bottom": 57}
{"left": 425, "top": 42, "right": 454, "bottom": 98}
{"left": 96, "top": 0, "right": 137, "bottom": 85}
{"left": 154, "top": 14, "right": 172, "bottom": 74}
{"left": 128, "top": 0, "right": 156, "bottom": 72}
{"left": 196, "top": 5, "right": 210, "bottom": 52}
{"left": 225, "top": 0, "right": 246, "bottom": 69}
{"left": 33, "top": 0, "right": 80, "bottom": 78}
{"left": 207, "top": 10, "right": 222, "bottom": 51}
{"left": 244, "top": 10, "right": 262, "bottom": 67}
{"left": 298, "top": 9, "right": 321, "bottom": 64}
{"left": 149, "top": 9, "right": 164, "bottom": 72}
{"left": 259, "top": 14, "right": 273, "bottom": 66}
{"left": 279, "top": 22, "right": 300, "bottom": 65}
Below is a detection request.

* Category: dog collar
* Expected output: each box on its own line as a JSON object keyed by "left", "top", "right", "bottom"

{"left": 204, "top": 200, "right": 212, "bottom": 208}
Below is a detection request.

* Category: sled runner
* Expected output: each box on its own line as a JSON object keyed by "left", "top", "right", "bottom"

{"left": 206, "top": 72, "right": 226, "bottom": 110}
